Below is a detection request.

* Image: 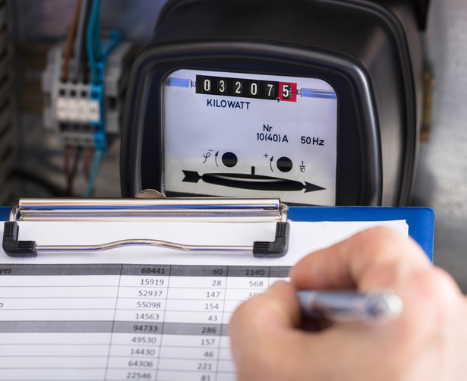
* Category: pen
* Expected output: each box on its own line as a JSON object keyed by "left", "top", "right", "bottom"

{"left": 297, "top": 289, "right": 403, "bottom": 322}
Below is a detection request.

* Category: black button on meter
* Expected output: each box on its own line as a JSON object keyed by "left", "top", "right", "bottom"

{"left": 277, "top": 157, "right": 293, "bottom": 173}
{"left": 222, "top": 152, "right": 238, "bottom": 168}
{"left": 121, "top": 0, "right": 430, "bottom": 206}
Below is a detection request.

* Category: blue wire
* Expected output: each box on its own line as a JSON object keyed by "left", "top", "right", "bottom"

{"left": 84, "top": 148, "right": 103, "bottom": 197}
{"left": 84, "top": 0, "right": 105, "bottom": 196}
{"left": 86, "top": 0, "right": 100, "bottom": 84}
{"left": 94, "top": 1, "right": 102, "bottom": 61}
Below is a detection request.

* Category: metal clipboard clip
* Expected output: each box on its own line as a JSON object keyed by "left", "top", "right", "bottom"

{"left": 2, "top": 190, "right": 290, "bottom": 259}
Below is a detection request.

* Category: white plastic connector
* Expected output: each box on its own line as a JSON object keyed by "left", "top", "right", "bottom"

{"left": 55, "top": 97, "right": 100, "bottom": 123}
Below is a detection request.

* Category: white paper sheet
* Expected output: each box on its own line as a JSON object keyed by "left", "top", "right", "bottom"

{"left": 0, "top": 219, "right": 407, "bottom": 380}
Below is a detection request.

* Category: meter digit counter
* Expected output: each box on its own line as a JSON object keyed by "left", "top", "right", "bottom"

{"left": 164, "top": 69, "right": 337, "bottom": 205}
{"left": 196, "top": 75, "right": 297, "bottom": 102}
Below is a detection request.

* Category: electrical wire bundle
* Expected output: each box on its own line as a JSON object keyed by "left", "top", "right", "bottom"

{"left": 61, "top": 0, "right": 105, "bottom": 197}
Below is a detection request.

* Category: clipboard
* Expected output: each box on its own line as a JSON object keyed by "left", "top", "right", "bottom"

{"left": 0, "top": 196, "right": 434, "bottom": 380}
{"left": 0, "top": 194, "right": 434, "bottom": 261}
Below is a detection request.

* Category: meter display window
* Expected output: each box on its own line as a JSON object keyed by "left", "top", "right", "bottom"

{"left": 163, "top": 69, "right": 338, "bottom": 205}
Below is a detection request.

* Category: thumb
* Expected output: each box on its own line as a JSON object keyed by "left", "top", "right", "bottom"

{"left": 229, "top": 281, "right": 305, "bottom": 380}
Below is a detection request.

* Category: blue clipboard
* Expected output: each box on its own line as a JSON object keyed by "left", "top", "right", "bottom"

{"left": 0, "top": 206, "right": 434, "bottom": 262}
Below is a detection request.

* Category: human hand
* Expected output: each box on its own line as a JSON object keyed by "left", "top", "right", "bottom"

{"left": 229, "top": 227, "right": 467, "bottom": 381}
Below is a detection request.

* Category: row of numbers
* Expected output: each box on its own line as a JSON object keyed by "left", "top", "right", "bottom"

{"left": 196, "top": 75, "right": 296, "bottom": 101}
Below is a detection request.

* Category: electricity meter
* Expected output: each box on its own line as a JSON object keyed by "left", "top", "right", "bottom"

{"left": 121, "top": 0, "right": 430, "bottom": 206}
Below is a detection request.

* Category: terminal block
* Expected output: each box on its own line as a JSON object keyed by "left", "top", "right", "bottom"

{"left": 42, "top": 40, "right": 133, "bottom": 147}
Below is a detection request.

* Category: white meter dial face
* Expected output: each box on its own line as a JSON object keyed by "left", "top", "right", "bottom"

{"left": 163, "top": 69, "right": 338, "bottom": 205}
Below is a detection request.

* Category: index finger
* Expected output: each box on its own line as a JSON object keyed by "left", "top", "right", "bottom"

{"left": 290, "top": 226, "right": 431, "bottom": 292}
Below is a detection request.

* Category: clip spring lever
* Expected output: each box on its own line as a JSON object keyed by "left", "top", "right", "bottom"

{"left": 2, "top": 197, "right": 290, "bottom": 258}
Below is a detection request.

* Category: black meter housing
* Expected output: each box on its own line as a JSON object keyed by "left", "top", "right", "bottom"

{"left": 121, "top": 0, "right": 428, "bottom": 206}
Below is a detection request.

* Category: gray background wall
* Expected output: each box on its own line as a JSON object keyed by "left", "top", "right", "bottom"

{"left": 412, "top": 0, "right": 467, "bottom": 291}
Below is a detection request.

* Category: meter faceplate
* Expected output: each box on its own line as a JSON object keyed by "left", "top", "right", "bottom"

{"left": 163, "top": 69, "right": 338, "bottom": 205}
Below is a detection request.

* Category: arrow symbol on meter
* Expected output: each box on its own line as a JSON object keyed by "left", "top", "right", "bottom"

{"left": 182, "top": 170, "right": 325, "bottom": 193}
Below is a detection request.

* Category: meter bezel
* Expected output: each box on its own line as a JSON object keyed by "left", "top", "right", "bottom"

{"left": 121, "top": 41, "right": 382, "bottom": 206}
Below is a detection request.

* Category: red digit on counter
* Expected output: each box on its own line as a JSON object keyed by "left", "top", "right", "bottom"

{"left": 278, "top": 82, "right": 297, "bottom": 102}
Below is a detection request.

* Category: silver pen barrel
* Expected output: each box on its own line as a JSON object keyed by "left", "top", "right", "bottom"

{"left": 297, "top": 290, "right": 403, "bottom": 322}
